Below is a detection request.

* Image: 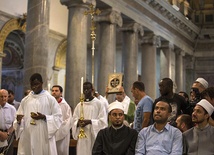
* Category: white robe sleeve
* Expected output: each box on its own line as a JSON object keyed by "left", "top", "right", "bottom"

{"left": 91, "top": 103, "right": 108, "bottom": 138}
{"left": 72, "top": 104, "right": 81, "bottom": 140}
{"left": 46, "top": 99, "right": 63, "bottom": 139}
{"left": 55, "top": 102, "right": 73, "bottom": 141}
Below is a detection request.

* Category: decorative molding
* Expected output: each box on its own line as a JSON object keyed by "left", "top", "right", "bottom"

{"left": 138, "top": 0, "right": 199, "bottom": 39}
{"left": 0, "top": 16, "right": 26, "bottom": 54}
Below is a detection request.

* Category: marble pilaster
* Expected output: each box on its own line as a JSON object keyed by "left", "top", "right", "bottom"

{"left": 96, "top": 9, "right": 122, "bottom": 96}
{"left": 23, "top": 0, "right": 50, "bottom": 90}
{"left": 61, "top": 0, "right": 92, "bottom": 109}
{"left": 121, "top": 23, "right": 144, "bottom": 98}
{"left": 175, "top": 49, "right": 185, "bottom": 92}
{"left": 141, "top": 34, "right": 161, "bottom": 100}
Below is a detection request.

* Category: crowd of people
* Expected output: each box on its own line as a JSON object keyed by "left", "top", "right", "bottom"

{"left": 0, "top": 73, "right": 214, "bottom": 155}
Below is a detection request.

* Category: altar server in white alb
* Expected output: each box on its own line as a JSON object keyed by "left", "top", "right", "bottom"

{"left": 72, "top": 81, "right": 108, "bottom": 155}
{"left": 13, "top": 73, "right": 62, "bottom": 155}
{"left": 51, "top": 85, "right": 73, "bottom": 155}
{"left": 183, "top": 99, "right": 214, "bottom": 155}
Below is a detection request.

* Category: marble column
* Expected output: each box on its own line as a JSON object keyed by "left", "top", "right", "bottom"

{"left": 175, "top": 49, "right": 185, "bottom": 92}
{"left": 121, "top": 23, "right": 144, "bottom": 98}
{"left": 23, "top": 0, "right": 50, "bottom": 90}
{"left": 141, "top": 34, "right": 161, "bottom": 100}
{"left": 185, "top": 55, "right": 195, "bottom": 95}
{"left": 61, "top": 0, "right": 93, "bottom": 109}
{"left": 96, "top": 9, "right": 122, "bottom": 96}
{"left": 160, "top": 41, "right": 175, "bottom": 80}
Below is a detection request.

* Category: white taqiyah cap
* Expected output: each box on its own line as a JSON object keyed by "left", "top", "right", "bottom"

{"left": 197, "top": 99, "right": 214, "bottom": 116}
{"left": 196, "top": 78, "right": 208, "bottom": 89}
{"left": 108, "top": 101, "right": 124, "bottom": 113}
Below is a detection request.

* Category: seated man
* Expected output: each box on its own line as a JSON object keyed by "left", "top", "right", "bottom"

{"left": 106, "top": 86, "right": 136, "bottom": 125}
{"left": 183, "top": 99, "right": 214, "bottom": 155}
{"left": 92, "top": 101, "right": 138, "bottom": 155}
{"left": 135, "top": 99, "right": 183, "bottom": 155}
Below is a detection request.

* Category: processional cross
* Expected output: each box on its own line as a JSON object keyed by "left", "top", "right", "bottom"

{"left": 84, "top": 4, "right": 101, "bottom": 84}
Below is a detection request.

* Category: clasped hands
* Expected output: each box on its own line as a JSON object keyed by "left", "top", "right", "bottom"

{"left": 77, "top": 119, "right": 92, "bottom": 127}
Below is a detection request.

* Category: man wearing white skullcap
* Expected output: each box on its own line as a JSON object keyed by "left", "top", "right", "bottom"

{"left": 183, "top": 99, "right": 214, "bottom": 155}
{"left": 92, "top": 101, "right": 138, "bottom": 155}
{"left": 189, "top": 77, "right": 209, "bottom": 113}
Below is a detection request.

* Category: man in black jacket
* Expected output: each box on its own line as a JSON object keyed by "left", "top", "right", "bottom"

{"left": 153, "top": 78, "right": 190, "bottom": 126}
{"left": 92, "top": 101, "right": 138, "bottom": 155}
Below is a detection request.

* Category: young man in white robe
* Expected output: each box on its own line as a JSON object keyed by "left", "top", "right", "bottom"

{"left": 52, "top": 85, "right": 73, "bottom": 155}
{"left": 72, "top": 82, "right": 108, "bottom": 155}
{"left": 13, "top": 73, "right": 62, "bottom": 155}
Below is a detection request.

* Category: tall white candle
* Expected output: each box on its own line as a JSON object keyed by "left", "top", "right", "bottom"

{"left": 81, "top": 77, "right": 83, "bottom": 94}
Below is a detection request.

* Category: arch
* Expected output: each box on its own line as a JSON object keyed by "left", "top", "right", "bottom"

{"left": 0, "top": 17, "right": 26, "bottom": 54}
{"left": 54, "top": 39, "right": 67, "bottom": 69}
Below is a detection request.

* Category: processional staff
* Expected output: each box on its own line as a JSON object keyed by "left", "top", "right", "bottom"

{"left": 84, "top": 4, "right": 101, "bottom": 85}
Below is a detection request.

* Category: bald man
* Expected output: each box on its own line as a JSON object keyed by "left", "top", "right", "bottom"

{"left": 0, "top": 89, "right": 16, "bottom": 155}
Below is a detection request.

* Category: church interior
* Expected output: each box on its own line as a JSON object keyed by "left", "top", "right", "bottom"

{"left": 0, "top": 0, "right": 214, "bottom": 154}
{"left": 0, "top": 0, "right": 214, "bottom": 109}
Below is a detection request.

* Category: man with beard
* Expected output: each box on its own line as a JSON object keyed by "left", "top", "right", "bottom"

{"left": 189, "top": 77, "right": 208, "bottom": 113}
{"left": 72, "top": 82, "right": 108, "bottom": 155}
{"left": 135, "top": 99, "right": 182, "bottom": 155}
{"left": 201, "top": 86, "right": 214, "bottom": 126}
{"left": 92, "top": 101, "right": 138, "bottom": 155}
{"left": 153, "top": 78, "right": 190, "bottom": 126}
{"left": 183, "top": 99, "right": 214, "bottom": 155}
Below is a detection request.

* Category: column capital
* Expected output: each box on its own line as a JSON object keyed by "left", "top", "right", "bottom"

{"left": 60, "top": 0, "right": 95, "bottom": 8}
{"left": 141, "top": 33, "right": 161, "bottom": 47}
{"left": 120, "top": 23, "right": 144, "bottom": 36}
{"left": 161, "top": 41, "right": 174, "bottom": 50}
{"left": 95, "top": 9, "right": 123, "bottom": 27}
{"left": 175, "top": 48, "right": 185, "bottom": 56}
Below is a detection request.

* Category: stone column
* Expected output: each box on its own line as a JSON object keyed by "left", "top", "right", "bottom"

{"left": 185, "top": 55, "right": 195, "bottom": 95}
{"left": 96, "top": 9, "right": 122, "bottom": 96}
{"left": 141, "top": 34, "right": 161, "bottom": 100}
{"left": 121, "top": 23, "right": 144, "bottom": 98}
{"left": 175, "top": 49, "right": 185, "bottom": 92}
{"left": 160, "top": 41, "right": 175, "bottom": 80}
{"left": 61, "top": 0, "right": 93, "bottom": 109}
{"left": 23, "top": 0, "right": 50, "bottom": 90}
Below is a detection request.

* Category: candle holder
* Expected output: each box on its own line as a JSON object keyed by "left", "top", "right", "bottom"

{"left": 78, "top": 94, "right": 87, "bottom": 139}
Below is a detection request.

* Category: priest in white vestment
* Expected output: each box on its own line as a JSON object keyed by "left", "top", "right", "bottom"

{"left": 13, "top": 73, "right": 62, "bottom": 155}
{"left": 72, "top": 82, "right": 108, "bottom": 155}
